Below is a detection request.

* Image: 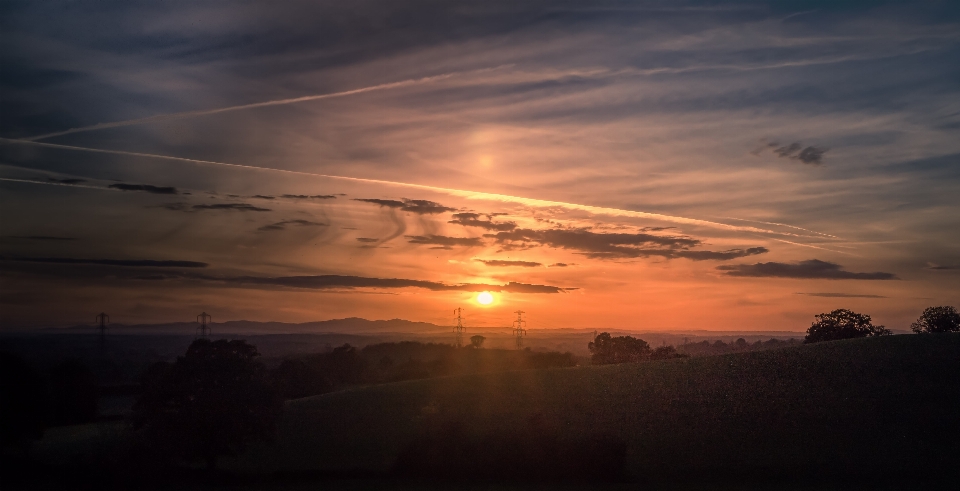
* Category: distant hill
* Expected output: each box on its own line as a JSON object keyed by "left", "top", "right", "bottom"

{"left": 50, "top": 317, "right": 452, "bottom": 335}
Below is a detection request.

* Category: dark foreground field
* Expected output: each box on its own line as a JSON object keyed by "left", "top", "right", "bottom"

{"left": 20, "top": 333, "right": 960, "bottom": 489}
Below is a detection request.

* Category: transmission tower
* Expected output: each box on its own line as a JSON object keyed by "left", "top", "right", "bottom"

{"left": 453, "top": 307, "right": 465, "bottom": 348}
{"left": 95, "top": 312, "right": 110, "bottom": 339}
{"left": 511, "top": 310, "right": 527, "bottom": 350}
{"left": 197, "top": 312, "right": 212, "bottom": 338}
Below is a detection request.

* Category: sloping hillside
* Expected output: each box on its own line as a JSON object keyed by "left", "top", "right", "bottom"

{"left": 235, "top": 333, "right": 960, "bottom": 480}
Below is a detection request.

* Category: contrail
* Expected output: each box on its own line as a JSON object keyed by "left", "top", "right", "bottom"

{"left": 0, "top": 176, "right": 120, "bottom": 191}
{"left": 19, "top": 65, "right": 511, "bottom": 142}
{"left": 716, "top": 216, "right": 839, "bottom": 239}
{"left": 761, "top": 236, "right": 858, "bottom": 256}
{"left": 1, "top": 138, "right": 798, "bottom": 236}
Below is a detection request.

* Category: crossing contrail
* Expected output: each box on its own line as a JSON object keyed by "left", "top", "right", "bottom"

{"left": 19, "top": 65, "right": 511, "bottom": 142}
{"left": 0, "top": 137, "right": 818, "bottom": 237}
{"left": 0, "top": 176, "right": 120, "bottom": 191}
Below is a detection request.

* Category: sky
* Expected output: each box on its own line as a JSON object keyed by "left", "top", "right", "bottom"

{"left": 1, "top": 0, "right": 958, "bottom": 331}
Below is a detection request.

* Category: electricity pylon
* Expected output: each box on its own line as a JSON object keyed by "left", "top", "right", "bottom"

{"left": 197, "top": 312, "right": 212, "bottom": 338}
{"left": 512, "top": 310, "right": 527, "bottom": 350}
{"left": 453, "top": 307, "right": 465, "bottom": 347}
{"left": 95, "top": 312, "right": 110, "bottom": 339}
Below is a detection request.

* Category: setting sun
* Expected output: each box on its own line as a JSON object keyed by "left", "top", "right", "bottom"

{"left": 477, "top": 291, "right": 494, "bottom": 305}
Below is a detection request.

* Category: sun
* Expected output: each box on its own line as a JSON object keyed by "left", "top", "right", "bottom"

{"left": 477, "top": 291, "right": 494, "bottom": 305}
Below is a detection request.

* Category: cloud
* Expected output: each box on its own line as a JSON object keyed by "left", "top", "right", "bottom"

{"left": 476, "top": 259, "right": 542, "bottom": 267}
{"left": 3, "top": 235, "right": 77, "bottom": 241}
{"left": 191, "top": 203, "right": 271, "bottom": 212}
{"left": 2, "top": 257, "right": 207, "bottom": 267}
{"left": 449, "top": 212, "right": 517, "bottom": 231}
{"left": 796, "top": 146, "right": 826, "bottom": 165}
{"left": 355, "top": 198, "right": 456, "bottom": 214}
{"left": 760, "top": 141, "right": 828, "bottom": 165}
{"left": 48, "top": 177, "right": 86, "bottom": 184}
{"left": 927, "top": 264, "right": 960, "bottom": 270}
{"left": 257, "top": 219, "right": 327, "bottom": 232}
{"left": 281, "top": 194, "right": 336, "bottom": 199}
{"left": 717, "top": 259, "right": 897, "bottom": 279}
{"left": 108, "top": 183, "right": 178, "bottom": 194}
{"left": 550, "top": 263, "right": 571, "bottom": 267}
{"left": 7, "top": 138, "right": 794, "bottom": 235}
{"left": 796, "top": 292, "right": 887, "bottom": 298}
{"left": 481, "top": 227, "right": 761, "bottom": 260}
{"left": 670, "top": 247, "right": 769, "bottom": 261}
{"left": 210, "top": 274, "right": 570, "bottom": 293}
{"left": 251, "top": 195, "right": 276, "bottom": 200}
{"left": 486, "top": 228, "right": 700, "bottom": 257}
{"left": 21, "top": 67, "right": 498, "bottom": 142}
{"left": 406, "top": 235, "right": 485, "bottom": 247}
{"left": 356, "top": 237, "right": 379, "bottom": 243}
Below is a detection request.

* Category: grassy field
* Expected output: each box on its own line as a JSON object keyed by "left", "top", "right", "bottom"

{"left": 25, "top": 333, "right": 960, "bottom": 488}
{"left": 227, "top": 333, "right": 960, "bottom": 482}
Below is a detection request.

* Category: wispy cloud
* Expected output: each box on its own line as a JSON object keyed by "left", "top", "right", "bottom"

{"left": 718, "top": 260, "right": 897, "bottom": 280}
{"left": 257, "top": 219, "right": 327, "bottom": 232}
{"left": 208, "top": 274, "right": 571, "bottom": 294}
{"left": 191, "top": 203, "right": 271, "bottom": 212}
{"left": 754, "top": 140, "right": 828, "bottom": 165}
{"left": 3, "top": 235, "right": 77, "bottom": 241}
{"left": 796, "top": 292, "right": 886, "bottom": 298}
{"left": 18, "top": 66, "right": 512, "bottom": 141}
{"left": 0, "top": 139, "right": 798, "bottom": 235}
{"left": 475, "top": 259, "right": 542, "bottom": 267}
{"left": 355, "top": 198, "right": 456, "bottom": 214}
{"left": 449, "top": 212, "right": 517, "bottom": 231}
{"left": 109, "top": 183, "right": 178, "bottom": 194}
{"left": 405, "top": 235, "right": 484, "bottom": 248}
{"left": 2, "top": 256, "right": 207, "bottom": 268}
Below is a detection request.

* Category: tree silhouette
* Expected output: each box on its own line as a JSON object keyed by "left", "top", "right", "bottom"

{"left": 650, "top": 345, "right": 686, "bottom": 360}
{"left": 48, "top": 359, "right": 98, "bottom": 426}
{"left": 132, "top": 339, "right": 282, "bottom": 469}
{"left": 0, "top": 353, "right": 47, "bottom": 452}
{"left": 804, "top": 309, "right": 890, "bottom": 344}
{"left": 588, "top": 332, "right": 651, "bottom": 364}
{"left": 469, "top": 335, "right": 486, "bottom": 349}
{"left": 910, "top": 306, "right": 960, "bottom": 334}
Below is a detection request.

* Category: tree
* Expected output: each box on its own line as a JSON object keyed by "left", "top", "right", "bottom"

{"left": 803, "top": 309, "right": 890, "bottom": 344}
{"left": 132, "top": 339, "right": 282, "bottom": 469}
{"left": 469, "top": 335, "right": 486, "bottom": 349}
{"left": 910, "top": 306, "right": 960, "bottom": 334}
{"left": 48, "top": 360, "right": 98, "bottom": 426}
{"left": 0, "top": 353, "right": 47, "bottom": 451}
{"left": 650, "top": 345, "right": 686, "bottom": 360}
{"left": 588, "top": 332, "right": 651, "bottom": 365}
{"left": 270, "top": 358, "right": 333, "bottom": 399}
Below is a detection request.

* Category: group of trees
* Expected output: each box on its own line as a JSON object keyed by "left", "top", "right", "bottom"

{"left": 588, "top": 332, "right": 688, "bottom": 365}
{"left": 1, "top": 355, "right": 101, "bottom": 451}
{"left": 132, "top": 339, "right": 283, "bottom": 469}
{"left": 804, "top": 306, "right": 959, "bottom": 344}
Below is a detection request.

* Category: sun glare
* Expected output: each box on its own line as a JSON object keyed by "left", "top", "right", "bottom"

{"left": 477, "top": 291, "right": 494, "bottom": 305}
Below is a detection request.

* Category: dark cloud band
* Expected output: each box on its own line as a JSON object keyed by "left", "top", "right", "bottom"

{"left": 355, "top": 198, "right": 456, "bottom": 214}
{"left": 718, "top": 259, "right": 896, "bottom": 279}
{"left": 208, "top": 274, "right": 570, "bottom": 293}
{"left": 2, "top": 257, "right": 208, "bottom": 268}
{"left": 109, "top": 183, "right": 178, "bottom": 194}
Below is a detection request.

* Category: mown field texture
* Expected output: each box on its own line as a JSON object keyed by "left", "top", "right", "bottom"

{"left": 229, "top": 333, "right": 960, "bottom": 482}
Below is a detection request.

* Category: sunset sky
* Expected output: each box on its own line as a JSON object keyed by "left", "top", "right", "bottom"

{"left": 2, "top": 1, "right": 958, "bottom": 331}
